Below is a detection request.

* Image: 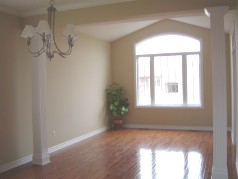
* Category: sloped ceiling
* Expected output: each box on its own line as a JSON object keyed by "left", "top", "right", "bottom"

{"left": 77, "top": 12, "right": 234, "bottom": 41}
{"left": 0, "top": 0, "right": 235, "bottom": 42}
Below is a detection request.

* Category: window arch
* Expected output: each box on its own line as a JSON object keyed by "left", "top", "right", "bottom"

{"left": 135, "top": 34, "right": 202, "bottom": 107}
{"left": 135, "top": 34, "right": 200, "bottom": 55}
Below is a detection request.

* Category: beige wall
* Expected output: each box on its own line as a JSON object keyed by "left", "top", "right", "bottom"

{"left": 111, "top": 19, "right": 231, "bottom": 127}
{"left": 0, "top": 12, "right": 32, "bottom": 166}
{"left": 46, "top": 30, "right": 111, "bottom": 147}
{"left": 0, "top": 12, "right": 111, "bottom": 166}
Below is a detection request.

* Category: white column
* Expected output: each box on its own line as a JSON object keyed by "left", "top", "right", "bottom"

{"left": 31, "top": 38, "right": 50, "bottom": 165}
{"left": 205, "top": 6, "right": 228, "bottom": 179}
{"left": 230, "top": 20, "right": 237, "bottom": 145}
{"left": 235, "top": 8, "right": 238, "bottom": 173}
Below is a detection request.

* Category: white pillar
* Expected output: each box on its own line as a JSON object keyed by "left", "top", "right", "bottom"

{"left": 205, "top": 6, "right": 228, "bottom": 179}
{"left": 235, "top": 7, "right": 238, "bottom": 173}
{"left": 230, "top": 17, "right": 237, "bottom": 145}
{"left": 31, "top": 39, "right": 50, "bottom": 165}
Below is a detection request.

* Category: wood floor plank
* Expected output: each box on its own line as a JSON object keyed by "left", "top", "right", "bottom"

{"left": 0, "top": 129, "right": 237, "bottom": 179}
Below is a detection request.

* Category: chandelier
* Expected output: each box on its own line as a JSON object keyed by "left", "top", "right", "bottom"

{"left": 21, "top": 0, "right": 78, "bottom": 60}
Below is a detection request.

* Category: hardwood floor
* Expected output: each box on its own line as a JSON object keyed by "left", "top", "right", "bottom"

{"left": 0, "top": 129, "right": 237, "bottom": 179}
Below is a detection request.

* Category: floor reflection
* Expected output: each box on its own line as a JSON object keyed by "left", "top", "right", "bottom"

{"left": 140, "top": 149, "right": 153, "bottom": 179}
{"left": 188, "top": 151, "right": 203, "bottom": 179}
{"left": 139, "top": 149, "right": 203, "bottom": 179}
{"left": 156, "top": 150, "right": 184, "bottom": 178}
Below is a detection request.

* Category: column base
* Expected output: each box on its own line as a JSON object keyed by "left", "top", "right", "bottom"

{"left": 212, "top": 166, "right": 228, "bottom": 179}
{"left": 32, "top": 152, "right": 50, "bottom": 165}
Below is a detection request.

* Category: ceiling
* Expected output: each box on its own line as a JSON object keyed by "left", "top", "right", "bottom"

{"left": 76, "top": 19, "right": 160, "bottom": 42}
{"left": 0, "top": 0, "right": 135, "bottom": 16}
{"left": 77, "top": 12, "right": 235, "bottom": 41}
{"left": 0, "top": 0, "right": 235, "bottom": 42}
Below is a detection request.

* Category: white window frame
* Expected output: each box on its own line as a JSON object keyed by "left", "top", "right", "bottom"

{"left": 134, "top": 36, "right": 203, "bottom": 108}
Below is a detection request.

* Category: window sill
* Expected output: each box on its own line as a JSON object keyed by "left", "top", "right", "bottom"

{"left": 136, "top": 104, "right": 203, "bottom": 109}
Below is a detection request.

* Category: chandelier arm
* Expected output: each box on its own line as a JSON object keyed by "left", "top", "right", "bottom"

{"left": 26, "top": 36, "right": 47, "bottom": 56}
{"left": 57, "top": 44, "right": 73, "bottom": 56}
{"left": 28, "top": 45, "right": 45, "bottom": 56}
{"left": 28, "top": 44, "right": 46, "bottom": 55}
{"left": 52, "top": 44, "right": 73, "bottom": 58}
{"left": 33, "top": 50, "right": 45, "bottom": 57}
{"left": 58, "top": 43, "right": 73, "bottom": 55}
{"left": 53, "top": 51, "right": 66, "bottom": 58}
{"left": 50, "top": 9, "right": 75, "bottom": 56}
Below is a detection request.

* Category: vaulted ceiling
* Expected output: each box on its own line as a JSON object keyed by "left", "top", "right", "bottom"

{"left": 0, "top": 0, "right": 235, "bottom": 42}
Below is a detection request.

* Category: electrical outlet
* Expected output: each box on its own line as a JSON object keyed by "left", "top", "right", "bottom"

{"left": 53, "top": 130, "right": 56, "bottom": 137}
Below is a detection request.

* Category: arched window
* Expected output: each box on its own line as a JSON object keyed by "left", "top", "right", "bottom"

{"left": 135, "top": 34, "right": 202, "bottom": 107}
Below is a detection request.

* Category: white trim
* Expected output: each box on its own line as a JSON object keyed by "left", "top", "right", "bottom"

{"left": 0, "top": 155, "right": 32, "bottom": 174}
{"left": 230, "top": 24, "right": 237, "bottom": 145}
{"left": 125, "top": 124, "right": 213, "bottom": 131}
{"left": 135, "top": 45, "right": 202, "bottom": 108}
{"left": 236, "top": 162, "right": 238, "bottom": 176}
{"left": 135, "top": 104, "right": 203, "bottom": 109}
{"left": 125, "top": 124, "right": 232, "bottom": 131}
{"left": 0, "top": 127, "right": 108, "bottom": 174}
{"left": 48, "top": 127, "right": 108, "bottom": 153}
{"left": 212, "top": 166, "right": 229, "bottom": 179}
{"left": 32, "top": 152, "right": 50, "bottom": 165}
{"left": 22, "top": 0, "right": 135, "bottom": 17}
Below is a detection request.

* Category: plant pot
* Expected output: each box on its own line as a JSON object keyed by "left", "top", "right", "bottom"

{"left": 114, "top": 119, "right": 123, "bottom": 128}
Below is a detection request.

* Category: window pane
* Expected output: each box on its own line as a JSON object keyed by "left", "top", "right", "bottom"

{"left": 187, "top": 54, "right": 201, "bottom": 105}
{"left": 154, "top": 55, "right": 183, "bottom": 105}
{"left": 136, "top": 35, "right": 200, "bottom": 55}
{"left": 137, "top": 57, "right": 151, "bottom": 105}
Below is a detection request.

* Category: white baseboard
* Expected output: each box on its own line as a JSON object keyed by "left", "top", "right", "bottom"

{"left": 125, "top": 124, "right": 232, "bottom": 131}
{"left": 124, "top": 124, "right": 213, "bottom": 131}
{"left": 0, "top": 127, "right": 108, "bottom": 174}
{"left": 48, "top": 127, "right": 108, "bottom": 153}
{"left": 0, "top": 155, "right": 32, "bottom": 174}
{"left": 236, "top": 162, "right": 238, "bottom": 177}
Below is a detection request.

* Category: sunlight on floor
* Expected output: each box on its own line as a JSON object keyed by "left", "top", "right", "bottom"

{"left": 139, "top": 148, "right": 203, "bottom": 179}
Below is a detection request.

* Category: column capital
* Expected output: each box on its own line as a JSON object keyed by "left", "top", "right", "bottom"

{"left": 204, "top": 6, "right": 229, "bottom": 17}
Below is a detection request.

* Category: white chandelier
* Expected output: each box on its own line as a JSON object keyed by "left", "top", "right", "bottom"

{"left": 21, "top": 0, "right": 78, "bottom": 60}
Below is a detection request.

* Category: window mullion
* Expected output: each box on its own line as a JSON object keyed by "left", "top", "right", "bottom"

{"left": 182, "top": 55, "right": 187, "bottom": 105}
{"left": 150, "top": 56, "right": 155, "bottom": 105}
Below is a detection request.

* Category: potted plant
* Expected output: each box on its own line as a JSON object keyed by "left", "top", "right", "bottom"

{"left": 105, "top": 83, "right": 129, "bottom": 128}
